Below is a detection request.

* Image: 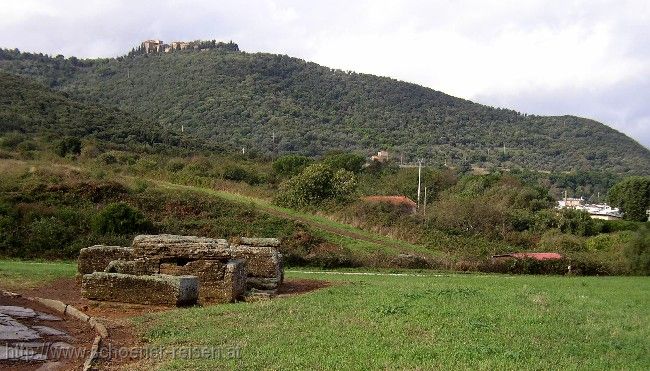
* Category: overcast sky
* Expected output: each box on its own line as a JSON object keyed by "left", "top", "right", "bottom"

{"left": 2, "top": 0, "right": 649, "bottom": 148}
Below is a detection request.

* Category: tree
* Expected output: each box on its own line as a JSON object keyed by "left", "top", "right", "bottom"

{"left": 323, "top": 153, "right": 366, "bottom": 173}
{"left": 275, "top": 163, "right": 357, "bottom": 208}
{"left": 607, "top": 177, "right": 650, "bottom": 222}
{"left": 272, "top": 154, "right": 311, "bottom": 177}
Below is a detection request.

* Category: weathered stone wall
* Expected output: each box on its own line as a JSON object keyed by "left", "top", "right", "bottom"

{"left": 81, "top": 272, "right": 198, "bottom": 306}
{"left": 132, "top": 234, "right": 230, "bottom": 260}
{"left": 78, "top": 246, "right": 134, "bottom": 275}
{"left": 77, "top": 234, "right": 284, "bottom": 306}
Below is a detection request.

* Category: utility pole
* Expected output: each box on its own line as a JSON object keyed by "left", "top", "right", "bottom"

{"left": 423, "top": 186, "right": 428, "bottom": 216}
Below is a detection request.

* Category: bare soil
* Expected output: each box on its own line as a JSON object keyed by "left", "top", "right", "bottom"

{"left": 0, "top": 293, "right": 95, "bottom": 371}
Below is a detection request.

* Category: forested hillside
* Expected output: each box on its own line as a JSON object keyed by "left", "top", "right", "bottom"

{"left": 0, "top": 72, "right": 214, "bottom": 152}
{"left": 1, "top": 46, "right": 648, "bottom": 173}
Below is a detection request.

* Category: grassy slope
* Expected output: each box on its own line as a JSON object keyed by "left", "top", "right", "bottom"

{"left": 135, "top": 271, "right": 650, "bottom": 370}
{"left": 154, "top": 180, "right": 445, "bottom": 258}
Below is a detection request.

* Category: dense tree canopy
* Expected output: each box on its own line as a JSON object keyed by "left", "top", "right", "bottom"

{"left": 1, "top": 46, "right": 648, "bottom": 174}
{"left": 607, "top": 177, "right": 650, "bottom": 222}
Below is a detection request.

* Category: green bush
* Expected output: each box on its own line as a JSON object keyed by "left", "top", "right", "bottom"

{"left": 25, "top": 216, "right": 72, "bottom": 257}
{"left": 0, "top": 132, "right": 26, "bottom": 149}
{"left": 272, "top": 155, "right": 311, "bottom": 177}
{"left": 166, "top": 159, "right": 185, "bottom": 172}
{"left": 222, "top": 165, "right": 260, "bottom": 185}
{"left": 625, "top": 226, "right": 650, "bottom": 275}
{"left": 555, "top": 209, "right": 600, "bottom": 236}
{"left": 54, "top": 136, "right": 82, "bottom": 157}
{"left": 275, "top": 163, "right": 357, "bottom": 208}
{"left": 538, "top": 230, "right": 585, "bottom": 252}
{"left": 92, "top": 202, "right": 150, "bottom": 235}
{"left": 98, "top": 152, "right": 118, "bottom": 165}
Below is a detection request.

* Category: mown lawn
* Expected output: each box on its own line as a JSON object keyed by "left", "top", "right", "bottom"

{"left": 0, "top": 259, "right": 76, "bottom": 289}
{"left": 134, "top": 271, "right": 650, "bottom": 370}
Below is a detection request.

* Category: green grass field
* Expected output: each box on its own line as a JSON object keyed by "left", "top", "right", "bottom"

{"left": 0, "top": 259, "right": 76, "bottom": 289}
{"left": 1, "top": 261, "right": 648, "bottom": 370}
{"left": 135, "top": 271, "right": 649, "bottom": 370}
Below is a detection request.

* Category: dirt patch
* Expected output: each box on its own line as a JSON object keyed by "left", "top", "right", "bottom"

{"left": 20, "top": 278, "right": 169, "bottom": 370}
{"left": 0, "top": 293, "right": 94, "bottom": 371}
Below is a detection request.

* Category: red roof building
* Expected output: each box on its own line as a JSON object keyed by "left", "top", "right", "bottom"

{"left": 362, "top": 195, "right": 417, "bottom": 214}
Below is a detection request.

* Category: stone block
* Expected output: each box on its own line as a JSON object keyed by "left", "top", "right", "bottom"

{"left": 78, "top": 246, "right": 134, "bottom": 275}
{"left": 196, "top": 259, "right": 246, "bottom": 304}
{"left": 105, "top": 258, "right": 160, "bottom": 275}
{"left": 237, "top": 237, "right": 281, "bottom": 247}
{"left": 132, "top": 234, "right": 230, "bottom": 260}
{"left": 231, "top": 245, "right": 283, "bottom": 290}
{"left": 81, "top": 272, "right": 198, "bottom": 306}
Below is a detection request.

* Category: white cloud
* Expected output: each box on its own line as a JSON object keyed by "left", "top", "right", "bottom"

{"left": 1, "top": 0, "right": 648, "bottom": 147}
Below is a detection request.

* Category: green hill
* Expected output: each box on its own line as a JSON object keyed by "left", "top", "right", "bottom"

{"left": 1, "top": 46, "right": 648, "bottom": 173}
{"left": 0, "top": 71, "right": 214, "bottom": 151}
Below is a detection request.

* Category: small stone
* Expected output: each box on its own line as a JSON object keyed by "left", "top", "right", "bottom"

{"left": 50, "top": 342, "right": 75, "bottom": 350}
{"left": 32, "top": 326, "right": 69, "bottom": 337}
{"left": 34, "top": 312, "right": 62, "bottom": 321}
{"left": 0, "top": 306, "right": 37, "bottom": 318}
{"left": 0, "top": 314, "right": 41, "bottom": 341}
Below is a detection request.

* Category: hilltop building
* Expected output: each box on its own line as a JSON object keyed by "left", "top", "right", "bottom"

{"left": 142, "top": 39, "right": 165, "bottom": 53}
{"left": 137, "top": 39, "right": 239, "bottom": 55}
{"left": 371, "top": 150, "right": 389, "bottom": 162}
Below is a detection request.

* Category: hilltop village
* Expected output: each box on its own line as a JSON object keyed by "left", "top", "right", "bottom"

{"left": 130, "top": 39, "right": 239, "bottom": 55}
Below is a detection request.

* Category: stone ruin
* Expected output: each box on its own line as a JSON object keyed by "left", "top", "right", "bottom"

{"left": 77, "top": 235, "right": 283, "bottom": 306}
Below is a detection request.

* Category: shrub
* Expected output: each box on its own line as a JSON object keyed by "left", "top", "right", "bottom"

{"left": 167, "top": 159, "right": 185, "bottom": 172}
{"left": 98, "top": 152, "right": 118, "bottom": 165}
{"left": 275, "top": 163, "right": 357, "bottom": 208}
{"left": 272, "top": 155, "right": 311, "bottom": 177}
{"left": 54, "top": 136, "right": 82, "bottom": 157}
{"left": 92, "top": 203, "right": 150, "bottom": 235}
{"left": 538, "top": 230, "right": 585, "bottom": 252}
{"left": 17, "top": 141, "right": 38, "bottom": 152}
{"left": 0, "top": 132, "right": 26, "bottom": 149}
{"left": 222, "top": 165, "right": 260, "bottom": 185}
{"left": 25, "top": 217, "right": 72, "bottom": 257}
{"left": 555, "top": 209, "right": 600, "bottom": 236}
{"left": 625, "top": 226, "right": 650, "bottom": 275}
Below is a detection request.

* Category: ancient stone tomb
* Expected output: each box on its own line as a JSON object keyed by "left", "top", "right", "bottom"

{"left": 78, "top": 235, "right": 283, "bottom": 306}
